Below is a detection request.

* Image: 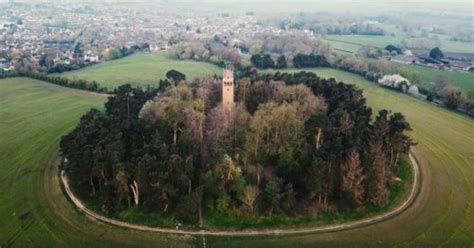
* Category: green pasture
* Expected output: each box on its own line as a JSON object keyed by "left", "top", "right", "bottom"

{"left": 387, "top": 63, "right": 474, "bottom": 93}
{"left": 323, "top": 23, "right": 474, "bottom": 55}
{"left": 56, "top": 52, "right": 222, "bottom": 90}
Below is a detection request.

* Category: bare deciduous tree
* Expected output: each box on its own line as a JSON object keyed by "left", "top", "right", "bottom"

{"left": 239, "top": 185, "right": 260, "bottom": 213}
{"left": 340, "top": 150, "right": 365, "bottom": 206}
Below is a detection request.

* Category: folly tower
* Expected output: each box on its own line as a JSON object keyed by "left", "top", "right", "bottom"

{"left": 222, "top": 66, "right": 234, "bottom": 109}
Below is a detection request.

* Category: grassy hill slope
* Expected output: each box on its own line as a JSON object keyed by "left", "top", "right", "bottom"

{"left": 56, "top": 52, "right": 222, "bottom": 90}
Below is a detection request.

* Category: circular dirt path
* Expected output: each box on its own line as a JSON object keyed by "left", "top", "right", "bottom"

{"left": 60, "top": 153, "right": 421, "bottom": 237}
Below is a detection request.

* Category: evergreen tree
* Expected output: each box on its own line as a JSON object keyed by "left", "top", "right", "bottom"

{"left": 276, "top": 55, "right": 287, "bottom": 69}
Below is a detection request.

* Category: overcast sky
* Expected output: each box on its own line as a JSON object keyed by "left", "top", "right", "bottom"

{"left": 0, "top": 0, "right": 472, "bottom": 13}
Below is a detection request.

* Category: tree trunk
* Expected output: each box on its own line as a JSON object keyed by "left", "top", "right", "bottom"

{"left": 389, "top": 148, "right": 394, "bottom": 167}
{"left": 130, "top": 180, "right": 139, "bottom": 205}
{"left": 394, "top": 152, "right": 399, "bottom": 167}
{"left": 173, "top": 127, "right": 178, "bottom": 146}
{"left": 188, "top": 179, "right": 192, "bottom": 194}
{"left": 90, "top": 174, "right": 96, "bottom": 196}
{"left": 255, "top": 137, "right": 259, "bottom": 157}
{"left": 315, "top": 128, "right": 322, "bottom": 152}
{"left": 98, "top": 178, "right": 102, "bottom": 192}
{"left": 199, "top": 119, "right": 204, "bottom": 145}
{"left": 198, "top": 202, "right": 203, "bottom": 228}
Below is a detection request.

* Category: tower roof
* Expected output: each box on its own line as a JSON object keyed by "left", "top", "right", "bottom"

{"left": 223, "top": 66, "right": 234, "bottom": 79}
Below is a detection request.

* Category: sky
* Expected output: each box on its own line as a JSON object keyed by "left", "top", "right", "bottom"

{"left": 0, "top": 0, "right": 472, "bottom": 13}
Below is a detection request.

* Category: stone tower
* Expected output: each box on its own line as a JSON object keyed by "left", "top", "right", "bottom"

{"left": 222, "top": 66, "right": 234, "bottom": 109}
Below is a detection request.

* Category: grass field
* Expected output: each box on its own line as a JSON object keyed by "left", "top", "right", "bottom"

{"left": 0, "top": 78, "right": 195, "bottom": 247}
{"left": 322, "top": 24, "right": 474, "bottom": 94}
{"left": 388, "top": 63, "right": 474, "bottom": 93}
{"left": 1, "top": 68, "right": 473, "bottom": 247}
{"left": 323, "top": 34, "right": 403, "bottom": 53}
{"left": 323, "top": 25, "right": 474, "bottom": 55}
{"left": 57, "top": 52, "right": 222, "bottom": 90}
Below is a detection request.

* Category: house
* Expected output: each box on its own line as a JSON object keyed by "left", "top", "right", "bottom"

{"left": 84, "top": 54, "right": 99, "bottom": 62}
{"left": 1, "top": 63, "right": 15, "bottom": 72}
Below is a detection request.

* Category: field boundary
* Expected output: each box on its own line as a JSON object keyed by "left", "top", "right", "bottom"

{"left": 60, "top": 152, "right": 421, "bottom": 237}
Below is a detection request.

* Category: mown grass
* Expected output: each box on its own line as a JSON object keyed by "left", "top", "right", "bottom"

{"left": 0, "top": 78, "right": 194, "bottom": 247}
{"left": 56, "top": 52, "right": 222, "bottom": 90}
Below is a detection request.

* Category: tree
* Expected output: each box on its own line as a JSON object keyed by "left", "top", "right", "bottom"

{"left": 280, "top": 183, "right": 296, "bottom": 213}
{"left": 134, "top": 153, "right": 165, "bottom": 209}
{"left": 107, "top": 48, "right": 122, "bottom": 60}
{"left": 183, "top": 99, "right": 206, "bottom": 145}
{"left": 272, "top": 83, "right": 326, "bottom": 118}
{"left": 340, "top": 150, "right": 365, "bottom": 206}
{"left": 293, "top": 53, "right": 329, "bottom": 68}
{"left": 175, "top": 191, "right": 202, "bottom": 223}
{"left": 166, "top": 69, "right": 186, "bottom": 83}
{"left": 237, "top": 78, "right": 251, "bottom": 103}
{"left": 214, "top": 155, "right": 242, "bottom": 185}
{"left": 358, "top": 46, "right": 381, "bottom": 59}
{"left": 239, "top": 185, "right": 260, "bottom": 213}
{"left": 263, "top": 178, "right": 283, "bottom": 215}
{"left": 154, "top": 83, "right": 193, "bottom": 146}
{"left": 115, "top": 167, "right": 131, "bottom": 208}
{"left": 304, "top": 158, "right": 330, "bottom": 205}
{"left": 250, "top": 54, "right": 274, "bottom": 69}
{"left": 250, "top": 54, "right": 260, "bottom": 66}
{"left": 387, "top": 113, "right": 413, "bottom": 168}
{"left": 305, "top": 112, "right": 327, "bottom": 154}
{"left": 429, "top": 47, "right": 444, "bottom": 60}
{"left": 207, "top": 103, "right": 250, "bottom": 153}
{"left": 366, "top": 111, "right": 392, "bottom": 207}
{"left": 261, "top": 54, "right": 275, "bottom": 69}
{"left": 366, "top": 142, "right": 389, "bottom": 207}
{"left": 467, "top": 89, "right": 474, "bottom": 101}
{"left": 385, "top": 45, "right": 402, "bottom": 54}
{"left": 60, "top": 70, "right": 413, "bottom": 221}
{"left": 246, "top": 164, "right": 263, "bottom": 186}
{"left": 442, "top": 86, "right": 465, "bottom": 109}
{"left": 245, "top": 81, "right": 275, "bottom": 114}
{"left": 276, "top": 55, "right": 287, "bottom": 69}
{"left": 247, "top": 102, "right": 304, "bottom": 161}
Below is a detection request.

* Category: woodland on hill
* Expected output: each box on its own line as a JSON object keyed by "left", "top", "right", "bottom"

{"left": 60, "top": 71, "right": 412, "bottom": 224}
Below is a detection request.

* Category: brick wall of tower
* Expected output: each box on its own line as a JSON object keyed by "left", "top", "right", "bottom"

{"left": 222, "top": 68, "right": 234, "bottom": 109}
